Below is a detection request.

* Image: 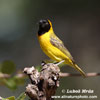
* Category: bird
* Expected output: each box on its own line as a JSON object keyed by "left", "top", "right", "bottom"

{"left": 37, "top": 19, "right": 86, "bottom": 77}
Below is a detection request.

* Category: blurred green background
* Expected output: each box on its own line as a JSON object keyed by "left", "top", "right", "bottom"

{"left": 0, "top": 0, "right": 100, "bottom": 99}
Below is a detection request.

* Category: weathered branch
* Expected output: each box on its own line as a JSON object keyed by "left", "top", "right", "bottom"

{"left": 60, "top": 73, "right": 100, "bottom": 77}
{"left": 24, "top": 63, "right": 60, "bottom": 100}
{"left": 0, "top": 73, "right": 10, "bottom": 79}
{"left": 60, "top": 72, "right": 100, "bottom": 77}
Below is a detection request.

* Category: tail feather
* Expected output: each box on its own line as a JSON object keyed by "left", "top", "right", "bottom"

{"left": 65, "top": 58, "right": 86, "bottom": 77}
{"left": 72, "top": 63, "right": 86, "bottom": 77}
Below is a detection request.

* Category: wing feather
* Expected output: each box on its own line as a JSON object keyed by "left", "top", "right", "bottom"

{"left": 50, "top": 34, "right": 74, "bottom": 62}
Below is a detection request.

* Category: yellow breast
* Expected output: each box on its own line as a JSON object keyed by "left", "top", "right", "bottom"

{"left": 38, "top": 32, "right": 67, "bottom": 62}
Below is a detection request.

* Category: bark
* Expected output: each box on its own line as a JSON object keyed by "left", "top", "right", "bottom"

{"left": 24, "top": 63, "right": 60, "bottom": 100}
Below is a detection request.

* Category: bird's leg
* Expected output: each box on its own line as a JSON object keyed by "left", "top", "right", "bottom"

{"left": 55, "top": 60, "right": 65, "bottom": 66}
{"left": 41, "top": 60, "right": 65, "bottom": 66}
{"left": 53, "top": 61, "right": 58, "bottom": 64}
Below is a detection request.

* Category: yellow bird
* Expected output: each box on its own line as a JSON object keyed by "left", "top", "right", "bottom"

{"left": 37, "top": 19, "right": 86, "bottom": 77}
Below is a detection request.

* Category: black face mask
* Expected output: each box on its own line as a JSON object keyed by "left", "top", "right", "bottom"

{"left": 38, "top": 19, "right": 50, "bottom": 36}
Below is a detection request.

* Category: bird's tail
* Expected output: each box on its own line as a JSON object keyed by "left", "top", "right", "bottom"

{"left": 72, "top": 63, "right": 86, "bottom": 77}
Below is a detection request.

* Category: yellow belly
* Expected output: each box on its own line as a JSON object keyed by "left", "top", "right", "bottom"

{"left": 38, "top": 33, "right": 67, "bottom": 62}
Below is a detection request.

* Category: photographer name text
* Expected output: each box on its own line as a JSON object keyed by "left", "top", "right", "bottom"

{"left": 62, "top": 89, "right": 94, "bottom": 94}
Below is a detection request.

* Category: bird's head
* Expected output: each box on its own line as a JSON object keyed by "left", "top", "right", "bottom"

{"left": 38, "top": 19, "right": 52, "bottom": 35}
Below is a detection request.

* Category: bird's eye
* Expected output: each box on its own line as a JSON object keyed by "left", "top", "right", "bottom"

{"left": 43, "top": 21, "right": 46, "bottom": 24}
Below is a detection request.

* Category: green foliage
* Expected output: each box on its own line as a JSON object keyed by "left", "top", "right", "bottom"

{"left": 0, "top": 60, "right": 16, "bottom": 74}
{"left": 0, "top": 60, "right": 26, "bottom": 90}
{"left": 0, "top": 96, "right": 15, "bottom": 100}
{"left": 36, "top": 65, "right": 42, "bottom": 72}
{"left": 3, "top": 78, "right": 17, "bottom": 90}
{"left": 6, "top": 96, "right": 15, "bottom": 100}
{"left": 0, "top": 92, "right": 26, "bottom": 100}
{"left": 16, "top": 92, "right": 26, "bottom": 100}
{"left": 14, "top": 75, "right": 26, "bottom": 85}
{"left": 1, "top": 76, "right": 26, "bottom": 90}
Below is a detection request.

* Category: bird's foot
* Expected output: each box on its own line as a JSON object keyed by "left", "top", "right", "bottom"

{"left": 55, "top": 60, "right": 65, "bottom": 66}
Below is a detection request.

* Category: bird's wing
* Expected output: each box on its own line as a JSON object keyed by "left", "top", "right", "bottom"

{"left": 50, "top": 34, "right": 74, "bottom": 62}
